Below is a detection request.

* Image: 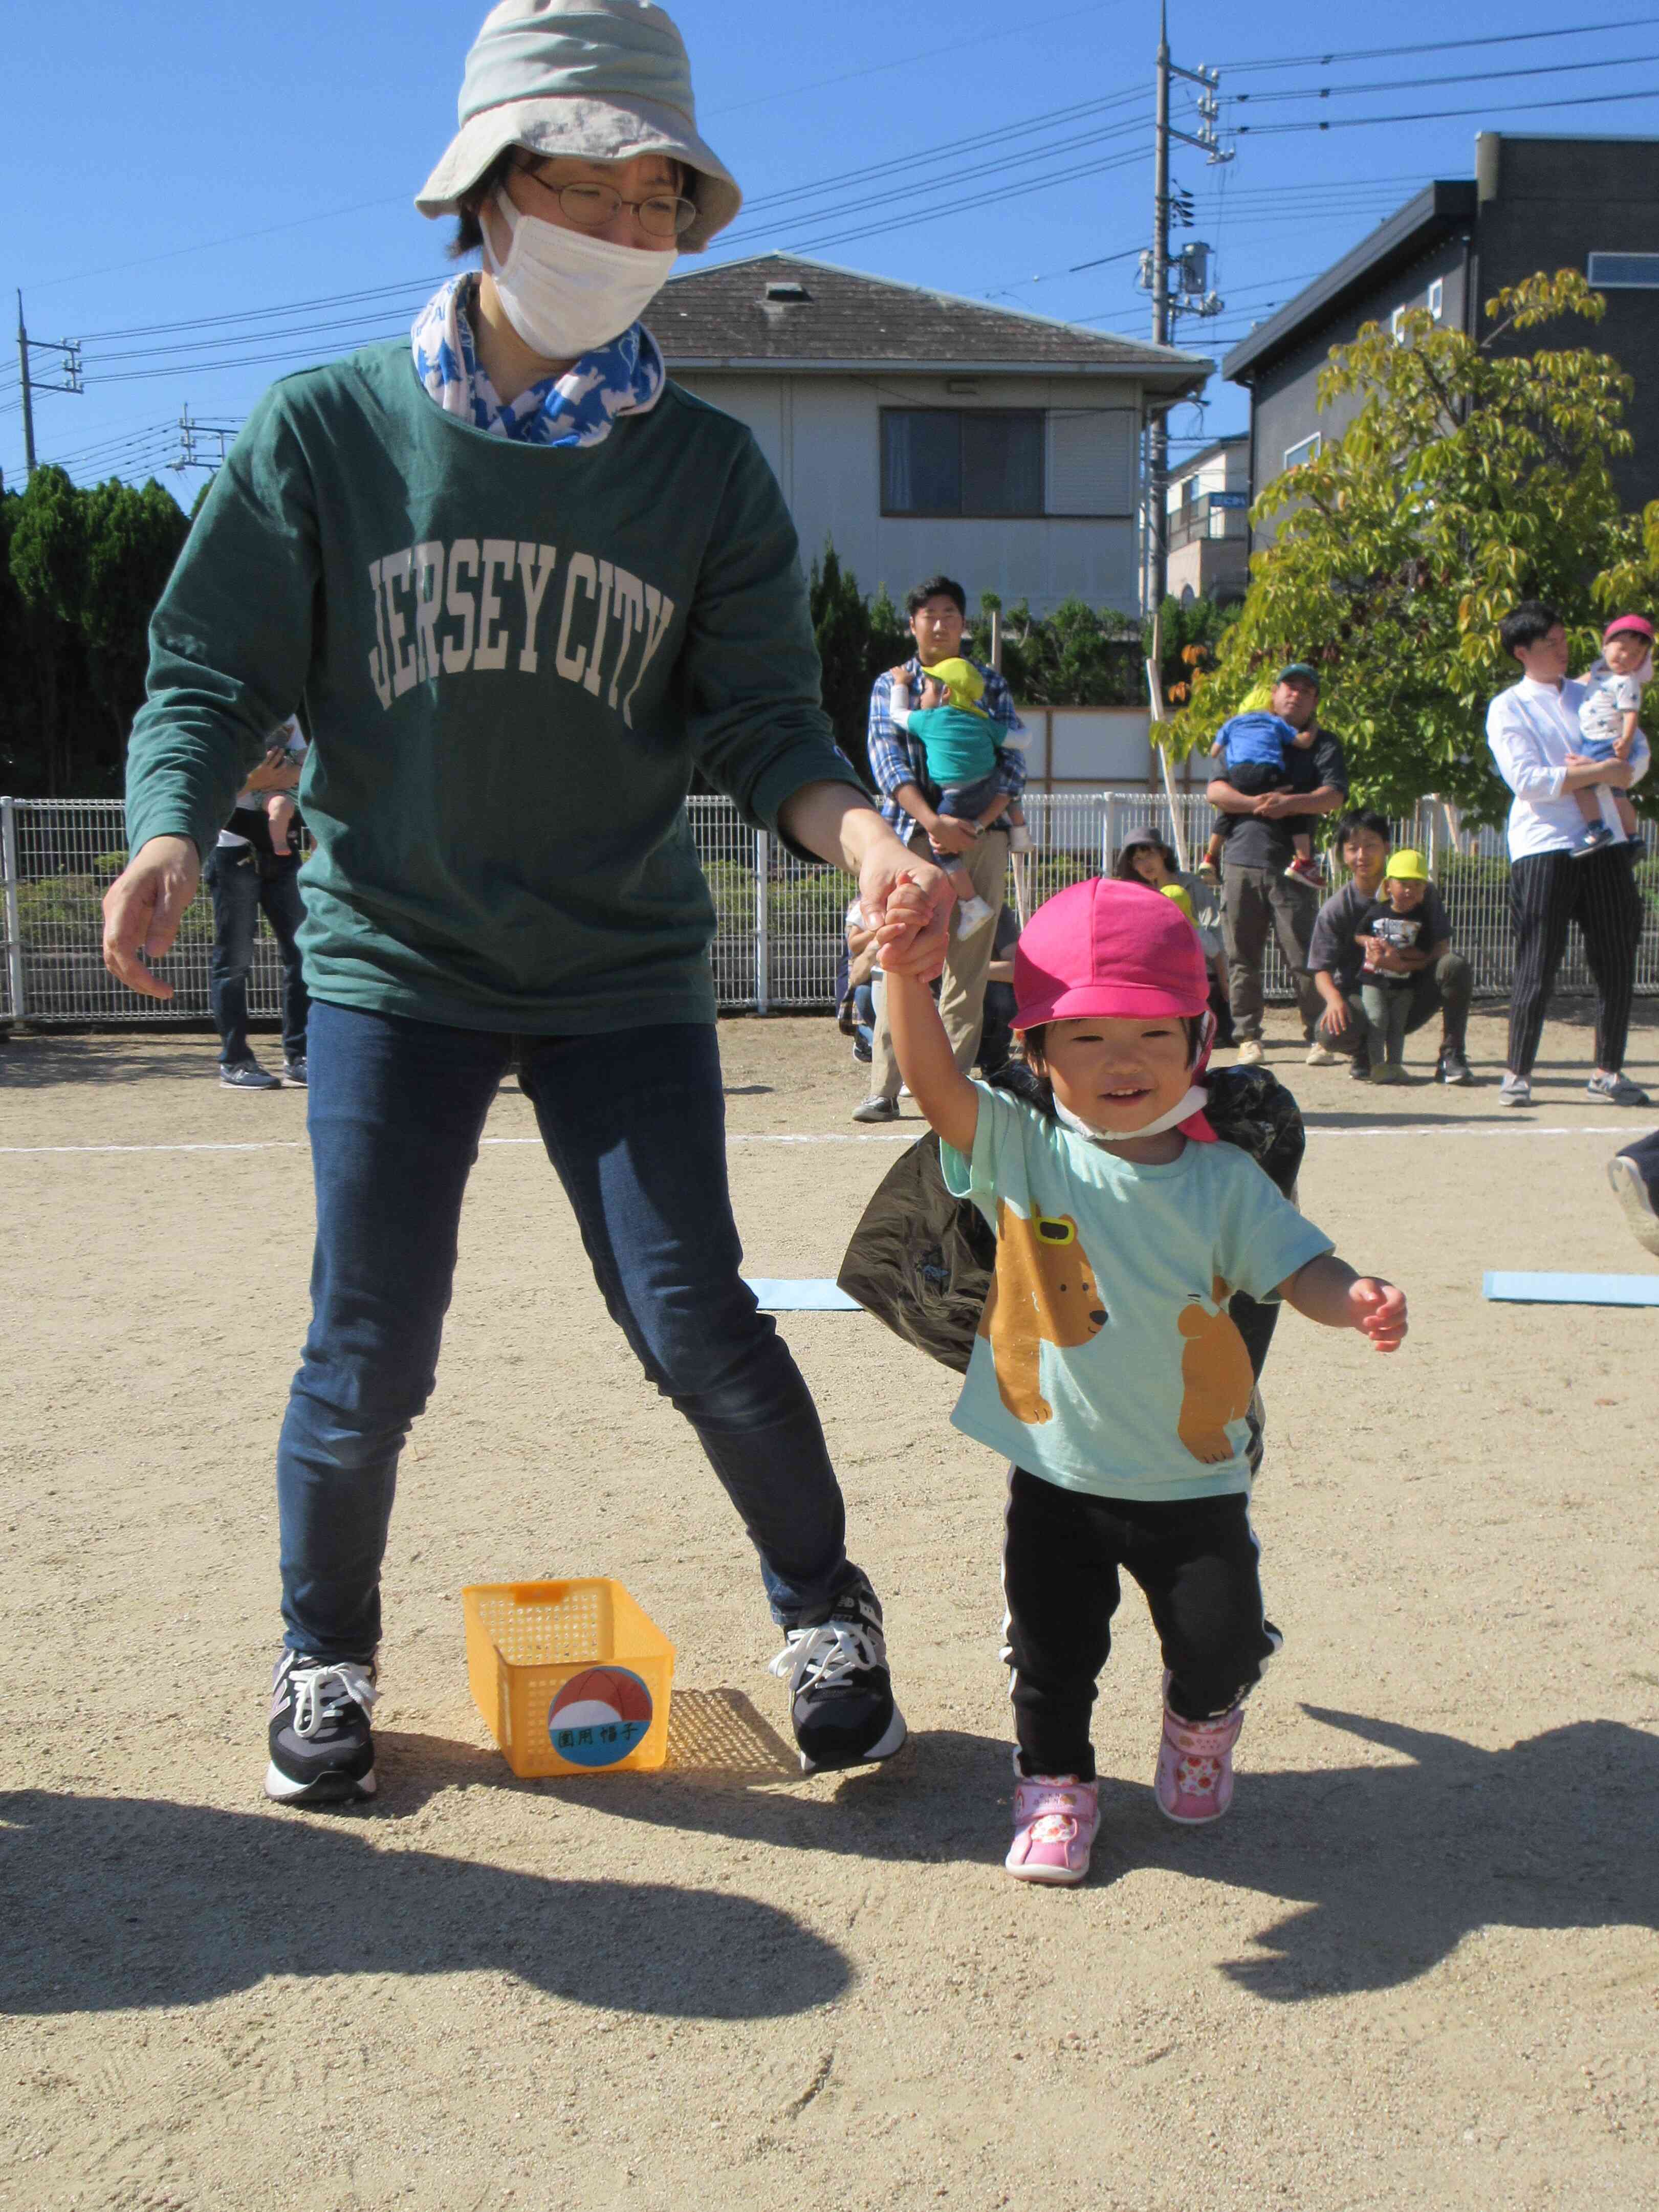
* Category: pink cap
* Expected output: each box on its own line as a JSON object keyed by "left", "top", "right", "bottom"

{"left": 1013, "top": 877, "right": 1210, "bottom": 1032}
{"left": 1604, "top": 614, "right": 1654, "bottom": 643}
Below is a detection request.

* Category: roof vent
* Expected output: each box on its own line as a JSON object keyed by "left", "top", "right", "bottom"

{"left": 764, "top": 280, "right": 811, "bottom": 302}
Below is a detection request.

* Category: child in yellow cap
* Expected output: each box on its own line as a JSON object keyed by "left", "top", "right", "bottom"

{"left": 1357, "top": 849, "right": 1432, "bottom": 1083}
{"left": 887, "top": 656, "right": 1019, "bottom": 938}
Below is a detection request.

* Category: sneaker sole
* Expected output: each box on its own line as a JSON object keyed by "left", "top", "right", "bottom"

{"left": 1608, "top": 1157, "right": 1659, "bottom": 1256}
{"left": 1005, "top": 1856, "right": 1089, "bottom": 1885}
{"left": 1154, "top": 1795, "right": 1230, "bottom": 1826}
{"left": 263, "top": 1758, "right": 377, "bottom": 1805}
{"left": 797, "top": 1703, "right": 907, "bottom": 1777}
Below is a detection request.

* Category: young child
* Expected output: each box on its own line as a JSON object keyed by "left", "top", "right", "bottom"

{"left": 888, "top": 658, "right": 1023, "bottom": 935}
{"left": 879, "top": 874, "right": 1406, "bottom": 1884}
{"left": 1355, "top": 848, "right": 1432, "bottom": 1084}
{"left": 1573, "top": 614, "right": 1651, "bottom": 852}
{"left": 1198, "top": 709, "right": 1323, "bottom": 888}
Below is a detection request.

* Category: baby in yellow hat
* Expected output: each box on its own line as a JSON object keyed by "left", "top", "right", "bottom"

{"left": 887, "top": 657, "right": 1022, "bottom": 938}
{"left": 1357, "top": 848, "right": 1432, "bottom": 1083}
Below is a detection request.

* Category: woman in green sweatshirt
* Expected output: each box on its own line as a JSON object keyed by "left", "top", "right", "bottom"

{"left": 101, "top": 0, "right": 949, "bottom": 1807}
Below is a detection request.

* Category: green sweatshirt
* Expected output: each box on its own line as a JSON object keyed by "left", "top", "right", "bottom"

{"left": 126, "top": 341, "right": 865, "bottom": 1032}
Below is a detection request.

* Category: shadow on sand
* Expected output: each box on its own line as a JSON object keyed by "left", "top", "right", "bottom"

{"left": 497, "top": 1696, "right": 1658, "bottom": 2003}
{"left": 8, "top": 1702, "right": 1652, "bottom": 2016}
{"left": 0, "top": 1758, "right": 849, "bottom": 2022}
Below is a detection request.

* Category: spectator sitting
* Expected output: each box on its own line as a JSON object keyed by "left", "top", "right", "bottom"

{"left": 886, "top": 656, "right": 1016, "bottom": 938}
{"left": 1307, "top": 810, "right": 1472, "bottom": 1084}
{"left": 1113, "top": 827, "right": 1234, "bottom": 1047}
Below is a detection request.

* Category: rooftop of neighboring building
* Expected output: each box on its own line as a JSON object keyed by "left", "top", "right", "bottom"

{"left": 657, "top": 253, "right": 1214, "bottom": 391}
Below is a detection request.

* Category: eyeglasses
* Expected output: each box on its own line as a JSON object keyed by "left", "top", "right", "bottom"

{"left": 516, "top": 169, "right": 697, "bottom": 240}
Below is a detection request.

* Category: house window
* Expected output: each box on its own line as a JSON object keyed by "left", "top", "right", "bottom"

{"left": 1428, "top": 278, "right": 1444, "bottom": 320}
{"left": 1283, "top": 432, "right": 1322, "bottom": 472}
{"left": 881, "top": 409, "right": 1044, "bottom": 516}
{"left": 1390, "top": 306, "right": 1407, "bottom": 340}
{"left": 1587, "top": 252, "right": 1659, "bottom": 289}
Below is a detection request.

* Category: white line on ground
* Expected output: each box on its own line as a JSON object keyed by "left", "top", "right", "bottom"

{"left": 0, "top": 1123, "right": 1645, "bottom": 1156}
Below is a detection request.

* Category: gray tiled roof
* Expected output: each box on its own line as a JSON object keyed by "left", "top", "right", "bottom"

{"left": 657, "top": 254, "right": 1212, "bottom": 386}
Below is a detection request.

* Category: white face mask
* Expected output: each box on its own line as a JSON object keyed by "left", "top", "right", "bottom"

{"left": 1053, "top": 1087, "right": 1209, "bottom": 1146}
{"left": 482, "top": 187, "right": 677, "bottom": 360}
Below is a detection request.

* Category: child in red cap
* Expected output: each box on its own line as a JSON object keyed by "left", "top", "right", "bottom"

{"left": 1573, "top": 615, "right": 1652, "bottom": 853}
{"left": 880, "top": 873, "right": 1407, "bottom": 1885}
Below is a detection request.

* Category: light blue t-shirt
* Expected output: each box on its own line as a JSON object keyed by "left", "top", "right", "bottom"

{"left": 940, "top": 1082, "right": 1333, "bottom": 1502}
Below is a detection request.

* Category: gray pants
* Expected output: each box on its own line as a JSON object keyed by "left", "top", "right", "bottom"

{"left": 868, "top": 827, "right": 1009, "bottom": 1099}
{"left": 1360, "top": 981, "right": 1412, "bottom": 1068}
{"left": 1221, "top": 865, "right": 1324, "bottom": 1042}
{"left": 1317, "top": 953, "right": 1473, "bottom": 1064}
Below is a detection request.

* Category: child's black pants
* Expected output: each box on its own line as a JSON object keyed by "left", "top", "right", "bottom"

{"left": 1002, "top": 1468, "right": 1279, "bottom": 1780}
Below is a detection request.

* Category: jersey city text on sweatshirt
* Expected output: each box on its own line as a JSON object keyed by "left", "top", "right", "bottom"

{"left": 366, "top": 540, "right": 676, "bottom": 727}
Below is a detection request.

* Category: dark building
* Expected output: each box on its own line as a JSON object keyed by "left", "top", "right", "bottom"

{"left": 1223, "top": 134, "right": 1659, "bottom": 537}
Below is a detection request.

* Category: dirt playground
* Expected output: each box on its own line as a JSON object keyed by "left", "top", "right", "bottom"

{"left": 2, "top": 1005, "right": 1656, "bottom": 2212}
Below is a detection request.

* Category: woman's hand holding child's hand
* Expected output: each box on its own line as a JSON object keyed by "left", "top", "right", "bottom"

{"left": 874, "top": 875, "right": 946, "bottom": 977}
{"left": 1347, "top": 1278, "right": 1408, "bottom": 1353}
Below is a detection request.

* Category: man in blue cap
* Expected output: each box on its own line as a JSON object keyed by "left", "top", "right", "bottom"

{"left": 1207, "top": 662, "right": 1349, "bottom": 1066}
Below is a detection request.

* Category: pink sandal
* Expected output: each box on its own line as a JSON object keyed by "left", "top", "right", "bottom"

{"left": 1006, "top": 1768, "right": 1100, "bottom": 1885}
{"left": 1155, "top": 1701, "right": 1243, "bottom": 1824}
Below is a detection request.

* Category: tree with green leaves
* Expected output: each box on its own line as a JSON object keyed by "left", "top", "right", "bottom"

{"left": 2, "top": 466, "right": 189, "bottom": 795}
{"left": 806, "top": 541, "right": 908, "bottom": 781}
{"left": 1169, "top": 271, "right": 1659, "bottom": 821}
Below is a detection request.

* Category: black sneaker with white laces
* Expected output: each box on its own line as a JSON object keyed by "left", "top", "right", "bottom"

{"left": 266, "top": 1651, "right": 379, "bottom": 1804}
{"left": 769, "top": 1576, "right": 907, "bottom": 1775}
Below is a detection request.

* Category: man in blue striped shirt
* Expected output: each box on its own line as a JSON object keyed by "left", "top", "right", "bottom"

{"left": 855, "top": 575, "right": 1027, "bottom": 1123}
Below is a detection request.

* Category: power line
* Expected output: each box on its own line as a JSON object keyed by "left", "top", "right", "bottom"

{"left": 76, "top": 276, "right": 440, "bottom": 347}
{"left": 711, "top": 116, "right": 1149, "bottom": 254}
{"left": 1214, "top": 18, "right": 1659, "bottom": 74}
{"left": 739, "top": 89, "right": 1144, "bottom": 216}
{"left": 1236, "top": 79, "right": 1659, "bottom": 134}
{"left": 1229, "top": 49, "right": 1642, "bottom": 105}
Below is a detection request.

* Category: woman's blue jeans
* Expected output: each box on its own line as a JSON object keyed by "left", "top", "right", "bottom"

{"left": 278, "top": 1002, "right": 862, "bottom": 1658}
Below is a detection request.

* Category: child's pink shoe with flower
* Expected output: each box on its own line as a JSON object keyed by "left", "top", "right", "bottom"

{"left": 1155, "top": 1701, "right": 1243, "bottom": 1824}
{"left": 1005, "top": 1769, "right": 1100, "bottom": 1884}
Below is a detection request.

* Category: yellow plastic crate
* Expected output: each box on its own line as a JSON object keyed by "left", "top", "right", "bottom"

{"left": 462, "top": 1578, "right": 674, "bottom": 1778}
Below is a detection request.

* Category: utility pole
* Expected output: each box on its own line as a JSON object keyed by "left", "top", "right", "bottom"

{"left": 16, "top": 294, "right": 35, "bottom": 477}
{"left": 14, "top": 292, "right": 84, "bottom": 479}
{"left": 171, "top": 404, "right": 238, "bottom": 474}
{"left": 1142, "top": 5, "right": 1231, "bottom": 611}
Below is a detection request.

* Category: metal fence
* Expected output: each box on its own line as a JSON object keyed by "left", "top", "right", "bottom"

{"left": 3, "top": 790, "right": 1656, "bottom": 1023}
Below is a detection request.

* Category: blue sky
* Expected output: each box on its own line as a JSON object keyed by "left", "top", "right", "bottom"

{"left": 6, "top": 0, "right": 1658, "bottom": 498}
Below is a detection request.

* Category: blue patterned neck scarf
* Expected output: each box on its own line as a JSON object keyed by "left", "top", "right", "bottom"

{"left": 410, "top": 273, "right": 665, "bottom": 447}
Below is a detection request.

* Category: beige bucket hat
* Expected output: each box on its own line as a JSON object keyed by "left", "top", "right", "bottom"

{"left": 416, "top": 0, "right": 741, "bottom": 252}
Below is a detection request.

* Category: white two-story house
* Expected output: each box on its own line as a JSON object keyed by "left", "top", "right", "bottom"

{"left": 658, "top": 253, "right": 1213, "bottom": 618}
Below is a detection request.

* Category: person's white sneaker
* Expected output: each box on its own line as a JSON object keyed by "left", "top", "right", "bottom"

{"left": 1236, "top": 1039, "right": 1264, "bottom": 1066}
{"left": 1305, "top": 1042, "right": 1343, "bottom": 1067}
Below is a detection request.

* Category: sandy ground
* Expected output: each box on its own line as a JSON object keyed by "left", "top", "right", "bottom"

{"left": 2, "top": 1002, "right": 1658, "bottom": 2212}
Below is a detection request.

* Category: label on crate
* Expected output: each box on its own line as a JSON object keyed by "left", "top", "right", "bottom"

{"left": 548, "top": 1666, "right": 654, "bottom": 1767}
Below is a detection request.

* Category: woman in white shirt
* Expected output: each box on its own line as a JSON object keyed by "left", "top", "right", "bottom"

{"left": 1486, "top": 601, "right": 1649, "bottom": 1109}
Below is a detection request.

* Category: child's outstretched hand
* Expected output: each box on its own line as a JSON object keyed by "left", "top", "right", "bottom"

{"left": 1348, "top": 1277, "right": 1408, "bottom": 1353}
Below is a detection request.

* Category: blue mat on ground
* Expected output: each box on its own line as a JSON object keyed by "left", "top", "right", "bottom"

{"left": 743, "top": 1278, "right": 863, "bottom": 1311}
{"left": 1483, "top": 1271, "right": 1659, "bottom": 1307}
